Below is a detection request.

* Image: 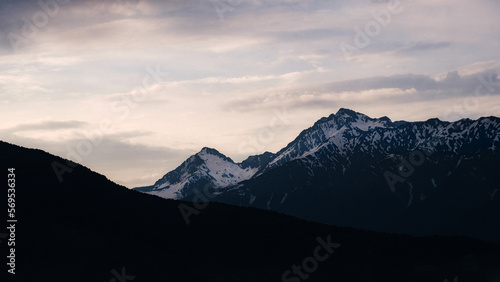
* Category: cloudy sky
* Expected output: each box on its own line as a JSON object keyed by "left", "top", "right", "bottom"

{"left": 1, "top": 0, "right": 499, "bottom": 188}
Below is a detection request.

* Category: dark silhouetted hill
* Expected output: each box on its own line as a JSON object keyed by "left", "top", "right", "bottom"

{"left": 1, "top": 141, "right": 499, "bottom": 282}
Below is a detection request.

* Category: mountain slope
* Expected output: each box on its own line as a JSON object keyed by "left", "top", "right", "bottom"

{"left": 2, "top": 140, "right": 500, "bottom": 282}
{"left": 134, "top": 147, "right": 272, "bottom": 199}
{"left": 212, "top": 111, "right": 500, "bottom": 242}
{"left": 134, "top": 108, "right": 500, "bottom": 242}
{"left": 262, "top": 108, "right": 398, "bottom": 171}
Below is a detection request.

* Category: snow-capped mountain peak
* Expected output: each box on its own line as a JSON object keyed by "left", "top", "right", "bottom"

{"left": 133, "top": 109, "right": 500, "bottom": 243}
{"left": 135, "top": 147, "right": 260, "bottom": 199}
{"left": 134, "top": 109, "right": 500, "bottom": 204}
{"left": 197, "top": 147, "right": 233, "bottom": 162}
{"left": 264, "top": 109, "right": 393, "bottom": 169}
{"left": 195, "top": 147, "right": 258, "bottom": 187}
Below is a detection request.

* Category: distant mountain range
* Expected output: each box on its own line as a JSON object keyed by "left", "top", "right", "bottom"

{"left": 2, "top": 140, "right": 500, "bottom": 281}
{"left": 134, "top": 108, "right": 500, "bottom": 242}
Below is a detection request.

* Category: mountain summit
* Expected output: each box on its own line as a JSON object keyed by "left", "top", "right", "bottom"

{"left": 135, "top": 108, "right": 397, "bottom": 197}
{"left": 134, "top": 146, "right": 266, "bottom": 199}
{"left": 134, "top": 109, "right": 500, "bottom": 242}
{"left": 263, "top": 108, "right": 395, "bottom": 170}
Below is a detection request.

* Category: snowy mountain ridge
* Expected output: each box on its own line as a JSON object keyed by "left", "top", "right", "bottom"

{"left": 134, "top": 147, "right": 263, "bottom": 199}
{"left": 263, "top": 108, "right": 396, "bottom": 170}
{"left": 134, "top": 108, "right": 500, "bottom": 202}
{"left": 133, "top": 108, "right": 500, "bottom": 242}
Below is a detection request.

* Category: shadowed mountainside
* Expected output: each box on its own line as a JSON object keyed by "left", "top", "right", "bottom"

{"left": 1, "top": 141, "right": 499, "bottom": 282}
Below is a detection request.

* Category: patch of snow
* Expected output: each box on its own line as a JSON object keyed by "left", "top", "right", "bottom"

{"left": 198, "top": 151, "right": 259, "bottom": 187}
{"left": 267, "top": 193, "right": 274, "bottom": 210}
{"left": 249, "top": 194, "right": 256, "bottom": 204}
{"left": 280, "top": 193, "right": 288, "bottom": 204}
{"left": 407, "top": 183, "right": 413, "bottom": 206}
{"left": 350, "top": 120, "right": 386, "bottom": 131}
